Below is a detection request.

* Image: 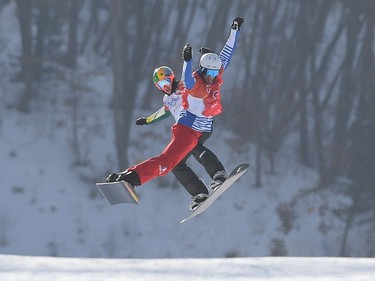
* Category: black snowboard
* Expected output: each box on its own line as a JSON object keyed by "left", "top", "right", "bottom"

{"left": 181, "top": 163, "right": 249, "bottom": 223}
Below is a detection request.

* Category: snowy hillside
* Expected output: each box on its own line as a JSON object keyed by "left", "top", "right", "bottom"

{"left": 0, "top": 89, "right": 358, "bottom": 258}
{"left": 1, "top": 254, "right": 375, "bottom": 281}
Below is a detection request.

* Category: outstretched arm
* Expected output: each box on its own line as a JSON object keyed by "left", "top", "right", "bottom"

{"left": 219, "top": 17, "right": 244, "bottom": 71}
{"left": 135, "top": 106, "right": 172, "bottom": 125}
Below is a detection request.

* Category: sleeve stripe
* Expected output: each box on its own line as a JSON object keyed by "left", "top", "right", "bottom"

{"left": 219, "top": 29, "right": 239, "bottom": 70}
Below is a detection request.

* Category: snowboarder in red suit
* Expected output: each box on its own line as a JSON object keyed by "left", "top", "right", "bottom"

{"left": 133, "top": 65, "right": 226, "bottom": 210}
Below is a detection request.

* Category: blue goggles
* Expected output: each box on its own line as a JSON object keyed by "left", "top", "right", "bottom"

{"left": 201, "top": 67, "right": 220, "bottom": 77}
{"left": 155, "top": 77, "right": 172, "bottom": 91}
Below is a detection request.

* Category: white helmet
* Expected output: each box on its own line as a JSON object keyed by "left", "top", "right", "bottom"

{"left": 199, "top": 53, "right": 222, "bottom": 70}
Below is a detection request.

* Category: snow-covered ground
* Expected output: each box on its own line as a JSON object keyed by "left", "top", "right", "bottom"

{"left": 1, "top": 255, "right": 374, "bottom": 281}
{"left": 0, "top": 98, "right": 341, "bottom": 258}
{"left": 0, "top": 94, "right": 355, "bottom": 258}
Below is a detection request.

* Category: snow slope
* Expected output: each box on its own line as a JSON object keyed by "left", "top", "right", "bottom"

{"left": 1, "top": 255, "right": 374, "bottom": 281}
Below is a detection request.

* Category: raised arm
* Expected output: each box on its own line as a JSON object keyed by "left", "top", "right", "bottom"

{"left": 219, "top": 17, "right": 244, "bottom": 71}
{"left": 181, "top": 44, "right": 195, "bottom": 90}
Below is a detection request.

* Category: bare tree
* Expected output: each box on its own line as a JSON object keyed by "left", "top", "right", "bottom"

{"left": 66, "top": 0, "right": 81, "bottom": 68}
{"left": 343, "top": 0, "right": 375, "bottom": 255}
{"left": 15, "top": 0, "right": 34, "bottom": 112}
{"left": 109, "top": 0, "right": 165, "bottom": 169}
{"left": 330, "top": 3, "right": 363, "bottom": 185}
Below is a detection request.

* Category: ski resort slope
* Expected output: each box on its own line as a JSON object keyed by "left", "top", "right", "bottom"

{"left": 0, "top": 255, "right": 374, "bottom": 281}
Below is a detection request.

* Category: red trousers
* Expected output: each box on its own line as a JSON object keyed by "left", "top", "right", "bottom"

{"left": 129, "top": 124, "right": 202, "bottom": 185}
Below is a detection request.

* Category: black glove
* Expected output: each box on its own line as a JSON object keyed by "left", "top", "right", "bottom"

{"left": 231, "top": 17, "right": 244, "bottom": 31}
{"left": 182, "top": 44, "right": 192, "bottom": 62}
{"left": 199, "top": 47, "right": 214, "bottom": 55}
{"left": 135, "top": 117, "right": 148, "bottom": 125}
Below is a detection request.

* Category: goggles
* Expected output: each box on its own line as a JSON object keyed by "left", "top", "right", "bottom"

{"left": 155, "top": 77, "right": 172, "bottom": 91}
{"left": 201, "top": 67, "right": 220, "bottom": 78}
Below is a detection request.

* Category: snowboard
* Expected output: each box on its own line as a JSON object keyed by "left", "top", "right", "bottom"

{"left": 181, "top": 163, "right": 249, "bottom": 223}
{"left": 96, "top": 181, "right": 139, "bottom": 205}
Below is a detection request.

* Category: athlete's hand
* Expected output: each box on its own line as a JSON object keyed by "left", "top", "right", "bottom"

{"left": 199, "top": 47, "right": 214, "bottom": 55}
{"left": 231, "top": 17, "right": 244, "bottom": 31}
{"left": 135, "top": 117, "right": 148, "bottom": 125}
{"left": 182, "top": 44, "right": 192, "bottom": 62}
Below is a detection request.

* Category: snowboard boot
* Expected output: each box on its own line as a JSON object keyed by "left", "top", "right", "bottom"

{"left": 209, "top": 170, "right": 228, "bottom": 191}
{"left": 189, "top": 193, "right": 209, "bottom": 211}
{"left": 106, "top": 170, "right": 141, "bottom": 187}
